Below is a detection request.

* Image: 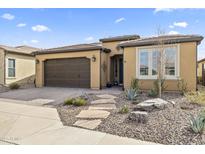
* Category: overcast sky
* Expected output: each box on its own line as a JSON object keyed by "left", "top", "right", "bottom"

{"left": 0, "top": 8, "right": 204, "bottom": 59}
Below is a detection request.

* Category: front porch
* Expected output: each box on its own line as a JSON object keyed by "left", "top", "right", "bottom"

{"left": 110, "top": 55, "right": 124, "bottom": 86}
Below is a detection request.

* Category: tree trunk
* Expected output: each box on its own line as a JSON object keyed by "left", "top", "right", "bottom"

{"left": 158, "top": 79, "right": 162, "bottom": 98}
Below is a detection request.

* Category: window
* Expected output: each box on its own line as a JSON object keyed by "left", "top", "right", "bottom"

{"left": 140, "top": 51, "right": 149, "bottom": 75}
{"left": 152, "top": 51, "right": 159, "bottom": 76}
{"left": 8, "top": 59, "right": 15, "bottom": 77}
{"left": 138, "top": 46, "right": 178, "bottom": 79}
{"left": 165, "top": 47, "right": 176, "bottom": 76}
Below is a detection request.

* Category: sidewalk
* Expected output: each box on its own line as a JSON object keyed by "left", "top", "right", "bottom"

{"left": 0, "top": 100, "right": 155, "bottom": 145}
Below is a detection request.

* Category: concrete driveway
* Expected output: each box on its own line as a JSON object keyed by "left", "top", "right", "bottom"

{"left": 0, "top": 100, "right": 155, "bottom": 145}
{"left": 0, "top": 87, "right": 122, "bottom": 106}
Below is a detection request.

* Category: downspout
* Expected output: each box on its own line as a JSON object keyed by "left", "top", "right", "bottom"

{"left": 122, "top": 47, "right": 125, "bottom": 91}
{"left": 196, "top": 42, "right": 198, "bottom": 91}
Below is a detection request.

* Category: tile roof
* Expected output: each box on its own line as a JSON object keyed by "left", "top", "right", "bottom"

{"left": 99, "top": 35, "right": 140, "bottom": 42}
{"left": 198, "top": 58, "right": 205, "bottom": 63}
{"left": 33, "top": 43, "right": 110, "bottom": 55}
{"left": 0, "top": 45, "right": 39, "bottom": 55}
{"left": 118, "top": 34, "right": 204, "bottom": 47}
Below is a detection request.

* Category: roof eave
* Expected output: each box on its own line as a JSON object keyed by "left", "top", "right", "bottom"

{"left": 118, "top": 37, "right": 204, "bottom": 48}
{"left": 33, "top": 46, "right": 106, "bottom": 55}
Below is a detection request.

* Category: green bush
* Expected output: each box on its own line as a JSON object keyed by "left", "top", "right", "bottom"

{"left": 185, "top": 91, "right": 205, "bottom": 105}
{"left": 73, "top": 98, "right": 87, "bottom": 106}
{"left": 130, "top": 78, "right": 139, "bottom": 91}
{"left": 125, "top": 88, "right": 138, "bottom": 101}
{"left": 148, "top": 89, "right": 158, "bottom": 97}
{"left": 198, "top": 76, "right": 203, "bottom": 84}
{"left": 177, "top": 79, "right": 187, "bottom": 95}
{"left": 190, "top": 113, "right": 205, "bottom": 134}
{"left": 119, "top": 105, "right": 129, "bottom": 114}
{"left": 153, "top": 79, "right": 167, "bottom": 94}
{"left": 9, "top": 83, "right": 20, "bottom": 90}
{"left": 64, "top": 98, "right": 74, "bottom": 105}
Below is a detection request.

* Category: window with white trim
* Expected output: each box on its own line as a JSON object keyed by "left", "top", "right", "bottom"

{"left": 8, "top": 59, "right": 15, "bottom": 77}
{"left": 138, "top": 46, "right": 178, "bottom": 79}
{"left": 164, "top": 47, "right": 176, "bottom": 76}
{"left": 139, "top": 50, "right": 149, "bottom": 76}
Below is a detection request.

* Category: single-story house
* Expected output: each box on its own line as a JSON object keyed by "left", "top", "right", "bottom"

{"left": 0, "top": 45, "right": 38, "bottom": 85}
{"left": 197, "top": 58, "right": 205, "bottom": 84}
{"left": 34, "top": 34, "right": 203, "bottom": 91}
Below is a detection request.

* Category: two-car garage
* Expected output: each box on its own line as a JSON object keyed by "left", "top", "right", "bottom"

{"left": 44, "top": 58, "right": 90, "bottom": 88}
{"left": 34, "top": 44, "right": 109, "bottom": 89}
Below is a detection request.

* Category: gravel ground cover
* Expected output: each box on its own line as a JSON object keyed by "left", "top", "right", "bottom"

{"left": 57, "top": 92, "right": 205, "bottom": 145}
{"left": 57, "top": 93, "right": 99, "bottom": 125}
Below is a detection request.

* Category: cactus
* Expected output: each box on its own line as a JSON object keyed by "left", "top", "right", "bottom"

{"left": 190, "top": 115, "right": 205, "bottom": 134}
{"left": 125, "top": 88, "right": 138, "bottom": 101}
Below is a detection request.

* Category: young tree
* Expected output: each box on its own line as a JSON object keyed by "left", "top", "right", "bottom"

{"left": 155, "top": 28, "right": 167, "bottom": 98}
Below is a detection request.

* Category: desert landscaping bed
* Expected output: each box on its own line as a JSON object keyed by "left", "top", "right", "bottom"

{"left": 57, "top": 92, "right": 205, "bottom": 145}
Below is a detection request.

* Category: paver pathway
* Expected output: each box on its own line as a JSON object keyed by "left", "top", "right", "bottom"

{"left": 0, "top": 100, "right": 156, "bottom": 145}
{"left": 74, "top": 94, "right": 117, "bottom": 129}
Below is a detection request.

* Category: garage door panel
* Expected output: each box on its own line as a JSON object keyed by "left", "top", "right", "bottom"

{"left": 44, "top": 58, "right": 90, "bottom": 88}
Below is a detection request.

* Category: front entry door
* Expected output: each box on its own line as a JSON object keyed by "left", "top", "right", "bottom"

{"left": 119, "top": 58, "right": 123, "bottom": 84}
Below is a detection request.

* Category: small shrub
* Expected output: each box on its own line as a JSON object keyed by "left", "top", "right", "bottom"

{"left": 125, "top": 88, "right": 138, "bottom": 101}
{"left": 64, "top": 98, "right": 74, "bottom": 105}
{"left": 9, "top": 83, "right": 20, "bottom": 90}
{"left": 198, "top": 76, "right": 203, "bottom": 84}
{"left": 177, "top": 79, "right": 187, "bottom": 95}
{"left": 185, "top": 91, "right": 205, "bottom": 105}
{"left": 148, "top": 89, "right": 158, "bottom": 97}
{"left": 119, "top": 105, "right": 129, "bottom": 114}
{"left": 190, "top": 114, "right": 205, "bottom": 134}
{"left": 153, "top": 79, "right": 167, "bottom": 94}
{"left": 130, "top": 78, "right": 139, "bottom": 91}
{"left": 73, "top": 98, "right": 87, "bottom": 106}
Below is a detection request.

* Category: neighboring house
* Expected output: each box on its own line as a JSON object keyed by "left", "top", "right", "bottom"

{"left": 34, "top": 34, "right": 203, "bottom": 91}
{"left": 0, "top": 45, "right": 38, "bottom": 86}
{"left": 197, "top": 58, "right": 205, "bottom": 84}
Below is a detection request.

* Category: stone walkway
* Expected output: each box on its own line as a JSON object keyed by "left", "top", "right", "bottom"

{"left": 74, "top": 94, "right": 117, "bottom": 130}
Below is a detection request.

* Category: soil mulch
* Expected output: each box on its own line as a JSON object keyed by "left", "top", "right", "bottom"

{"left": 57, "top": 92, "right": 205, "bottom": 145}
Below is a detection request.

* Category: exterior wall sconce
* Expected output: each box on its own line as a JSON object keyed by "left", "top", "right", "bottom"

{"left": 92, "top": 55, "right": 96, "bottom": 62}
{"left": 36, "top": 59, "right": 40, "bottom": 64}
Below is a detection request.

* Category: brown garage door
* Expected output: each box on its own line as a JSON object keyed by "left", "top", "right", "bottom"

{"left": 44, "top": 57, "right": 90, "bottom": 88}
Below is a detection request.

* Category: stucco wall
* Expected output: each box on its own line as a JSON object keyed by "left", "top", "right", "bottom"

{"left": 0, "top": 49, "right": 5, "bottom": 85}
{"left": 5, "top": 53, "right": 35, "bottom": 85}
{"left": 35, "top": 50, "right": 101, "bottom": 89}
{"left": 100, "top": 51, "right": 108, "bottom": 87}
{"left": 197, "top": 61, "right": 205, "bottom": 77}
{"left": 123, "top": 42, "right": 197, "bottom": 91}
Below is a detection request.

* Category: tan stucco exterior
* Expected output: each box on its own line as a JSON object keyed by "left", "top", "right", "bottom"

{"left": 35, "top": 38, "right": 199, "bottom": 91}
{"left": 35, "top": 50, "right": 101, "bottom": 89}
{"left": 197, "top": 60, "right": 205, "bottom": 78}
{"left": 5, "top": 53, "right": 35, "bottom": 85}
{"left": 123, "top": 42, "right": 197, "bottom": 91}
{"left": 0, "top": 49, "right": 5, "bottom": 85}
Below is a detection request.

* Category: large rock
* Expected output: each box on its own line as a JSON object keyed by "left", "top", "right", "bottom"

{"left": 134, "top": 98, "right": 168, "bottom": 112}
{"left": 128, "top": 111, "right": 148, "bottom": 123}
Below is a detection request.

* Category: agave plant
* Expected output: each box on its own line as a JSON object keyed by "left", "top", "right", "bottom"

{"left": 190, "top": 114, "right": 205, "bottom": 134}
{"left": 125, "top": 88, "right": 138, "bottom": 101}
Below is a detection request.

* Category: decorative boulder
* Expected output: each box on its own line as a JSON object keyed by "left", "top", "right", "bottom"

{"left": 128, "top": 111, "right": 148, "bottom": 123}
{"left": 134, "top": 98, "right": 168, "bottom": 112}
